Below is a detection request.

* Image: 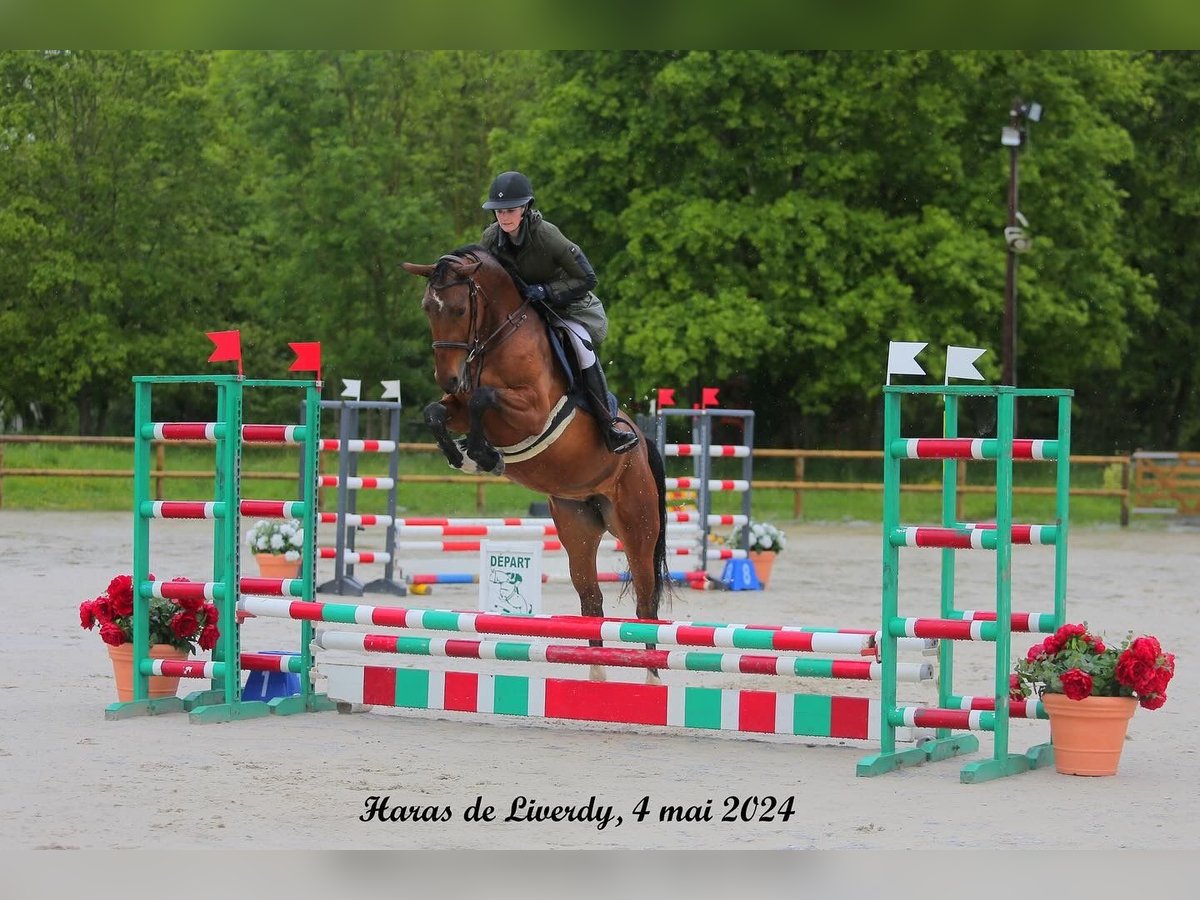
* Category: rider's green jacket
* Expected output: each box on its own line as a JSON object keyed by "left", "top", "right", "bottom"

{"left": 480, "top": 209, "right": 609, "bottom": 345}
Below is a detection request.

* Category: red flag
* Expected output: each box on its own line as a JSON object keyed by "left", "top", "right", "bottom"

{"left": 206, "top": 330, "right": 242, "bottom": 377}
{"left": 288, "top": 342, "right": 322, "bottom": 381}
{"left": 656, "top": 388, "right": 676, "bottom": 408}
{"left": 701, "top": 387, "right": 720, "bottom": 408}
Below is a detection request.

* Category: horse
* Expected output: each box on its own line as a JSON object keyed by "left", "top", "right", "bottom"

{"left": 401, "top": 246, "right": 672, "bottom": 681}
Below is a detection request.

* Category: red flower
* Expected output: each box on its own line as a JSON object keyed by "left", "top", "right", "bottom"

{"left": 1139, "top": 692, "right": 1167, "bottom": 710}
{"left": 1008, "top": 672, "right": 1024, "bottom": 701}
{"left": 106, "top": 574, "right": 134, "bottom": 615}
{"left": 198, "top": 623, "right": 220, "bottom": 651}
{"left": 1128, "top": 635, "right": 1162, "bottom": 661}
{"left": 170, "top": 611, "right": 200, "bottom": 640}
{"left": 92, "top": 595, "right": 114, "bottom": 623}
{"left": 1116, "top": 650, "right": 1155, "bottom": 691}
{"left": 1025, "top": 641, "right": 1046, "bottom": 662}
{"left": 1060, "top": 668, "right": 1093, "bottom": 701}
{"left": 99, "top": 622, "right": 126, "bottom": 646}
{"left": 79, "top": 600, "right": 97, "bottom": 630}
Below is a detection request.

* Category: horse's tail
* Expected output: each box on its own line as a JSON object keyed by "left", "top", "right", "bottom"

{"left": 646, "top": 438, "right": 673, "bottom": 615}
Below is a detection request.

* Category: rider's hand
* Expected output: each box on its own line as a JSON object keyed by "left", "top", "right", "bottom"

{"left": 522, "top": 283, "right": 550, "bottom": 303}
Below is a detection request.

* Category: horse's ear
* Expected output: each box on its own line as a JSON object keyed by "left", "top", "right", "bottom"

{"left": 402, "top": 262, "right": 435, "bottom": 278}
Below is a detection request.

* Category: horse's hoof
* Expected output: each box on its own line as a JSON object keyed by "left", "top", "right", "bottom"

{"left": 477, "top": 451, "right": 504, "bottom": 475}
{"left": 645, "top": 670, "right": 662, "bottom": 686}
{"left": 589, "top": 665, "right": 607, "bottom": 683}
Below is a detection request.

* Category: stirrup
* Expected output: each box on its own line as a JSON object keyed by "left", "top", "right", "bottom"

{"left": 606, "top": 428, "right": 639, "bottom": 454}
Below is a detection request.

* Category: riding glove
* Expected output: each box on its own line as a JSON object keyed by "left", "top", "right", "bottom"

{"left": 522, "top": 283, "right": 550, "bottom": 303}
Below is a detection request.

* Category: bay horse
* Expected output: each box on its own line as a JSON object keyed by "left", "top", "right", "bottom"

{"left": 401, "top": 246, "right": 672, "bottom": 681}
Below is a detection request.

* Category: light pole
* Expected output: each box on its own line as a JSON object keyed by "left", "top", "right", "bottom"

{"left": 1000, "top": 98, "right": 1040, "bottom": 387}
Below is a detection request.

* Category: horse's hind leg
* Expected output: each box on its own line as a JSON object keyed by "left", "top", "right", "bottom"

{"left": 609, "top": 467, "right": 665, "bottom": 685}
{"left": 550, "top": 497, "right": 607, "bottom": 682}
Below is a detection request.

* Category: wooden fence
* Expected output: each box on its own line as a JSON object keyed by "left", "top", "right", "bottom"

{"left": 0, "top": 434, "right": 1143, "bottom": 524}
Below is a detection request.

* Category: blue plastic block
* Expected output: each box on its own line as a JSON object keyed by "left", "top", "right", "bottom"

{"left": 242, "top": 650, "right": 301, "bottom": 701}
{"left": 721, "top": 558, "right": 762, "bottom": 591}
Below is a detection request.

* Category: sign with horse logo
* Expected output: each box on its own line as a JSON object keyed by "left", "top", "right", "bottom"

{"left": 480, "top": 541, "right": 542, "bottom": 615}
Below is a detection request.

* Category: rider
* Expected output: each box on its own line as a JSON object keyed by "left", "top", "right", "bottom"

{"left": 479, "top": 170, "right": 638, "bottom": 455}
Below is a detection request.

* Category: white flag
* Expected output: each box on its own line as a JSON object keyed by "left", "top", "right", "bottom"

{"left": 945, "top": 346, "right": 987, "bottom": 383}
{"left": 340, "top": 378, "right": 362, "bottom": 400}
{"left": 886, "top": 341, "right": 928, "bottom": 385}
{"left": 380, "top": 380, "right": 401, "bottom": 402}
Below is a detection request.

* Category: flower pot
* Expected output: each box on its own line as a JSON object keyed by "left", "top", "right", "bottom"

{"left": 255, "top": 553, "right": 301, "bottom": 579}
{"left": 106, "top": 643, "right": 189, "bottom": 703}
{"left": 748, "top": 550, "right": 777, "bottom": 588}
{"left": 1042, "top": 693, "right": 1137, "bottom": 776}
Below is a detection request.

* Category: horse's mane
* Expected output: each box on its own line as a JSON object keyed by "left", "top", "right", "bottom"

{"left": 435, "top": 243, "right": 525, "bottom": 293}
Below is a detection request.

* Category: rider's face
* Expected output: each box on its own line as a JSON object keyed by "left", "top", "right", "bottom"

{"left": 495, "top": 205, "right": 524, "bottom": 235}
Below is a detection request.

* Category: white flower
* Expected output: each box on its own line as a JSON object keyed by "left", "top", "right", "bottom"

{"left": 732, "top": 520, "right": 787, "bottom": 554}
{"left": 245, "top": 518, "right": 306, "bottom": 556}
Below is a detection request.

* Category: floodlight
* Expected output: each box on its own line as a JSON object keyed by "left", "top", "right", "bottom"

{"left": 1001, "top": 126, "right": 1021, "bottom": 147}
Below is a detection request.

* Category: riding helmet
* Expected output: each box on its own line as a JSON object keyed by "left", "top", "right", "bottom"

{"left": 482, "top": 171, "right": 535, "bottom": 210}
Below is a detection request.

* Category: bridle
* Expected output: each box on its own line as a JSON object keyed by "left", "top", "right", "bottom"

{"left": 428, "top": 257, "right": 531, "bottom": 393}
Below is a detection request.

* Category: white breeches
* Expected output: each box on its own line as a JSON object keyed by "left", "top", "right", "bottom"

{"left": 560, "top": 320, "right": 596, "bottom": 368}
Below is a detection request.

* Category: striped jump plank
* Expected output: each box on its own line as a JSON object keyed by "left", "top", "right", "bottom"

{"left": 391, "top": 523, "right": 701, "bottom": 539}
{"left": 313, "top": 630, "right": 934, "bottom": 682}
{"left": 663, "top": 443, "right": 751, "bottom": 458}
{"left": 888, "top": 617, "right": 999, "bottom": 641}
{"left": 237, "top": 597, "right": 878, "bottom": 655}
{"left": 405, "top": 570, "right": 707, "bottom": 586}
{"left": 946, "top": 610, "right": 1059, "bottom": 633}
{"left": 319, "top": 475, "right": 395, "bottom": 490}
{"left": 319, "top": 439, "right": 398, "bottom": 453}
{"left": 383, "top": 514, "right": 745, "bottom": 527}
{"left": 142, "top": 423, "right": 307, "bottom": 444}
{"left": 141, "top": 652, "right": 303, "bottom": 679}
{"left": 317, "top": 548, "right": 390, "bottom": 565}
{"left": 947, "top": 695, "right": 1047, "bottom": 720}
{"left": 319, "top": 513, "right": 394, "bottom": 526}
{"left": 889, "top": 706, "right": 996, "bottom": 732}
{"left": 389, "top": 540, "right": 724, "bottom": 557}
{"left": 144, "top": 576, "right": 305, "bottom": 602}
{"left": 663, "top": 478, "right": 749, "bottom": 492}
{"left": 140, "top": 499, "right": 306, "bottom": 520}
{"left": 322, "top": 664, "right": 885, "bottom": 740}
{"left": 888, "top": 525, "right": 1058, "bottom": 549}
{"left": 889, "top": 438, "right": 1057, "bottom": 460}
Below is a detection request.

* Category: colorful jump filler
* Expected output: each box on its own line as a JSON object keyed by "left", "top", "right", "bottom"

{"left": 105, "top": 337, "right": 1073, "bottom": 784}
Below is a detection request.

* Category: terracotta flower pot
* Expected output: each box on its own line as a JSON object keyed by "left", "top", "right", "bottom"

{"left": 255, "top": 552, "right": 301, "bottom": 579}
{"left": 748, "top": 550, "right": 777, "bottom": 588}
{"left": 106, "top": 643, "right": 189, "bottom": 703}
{"left": 1042, "top": 693, "right": 1137, "bottom": 776}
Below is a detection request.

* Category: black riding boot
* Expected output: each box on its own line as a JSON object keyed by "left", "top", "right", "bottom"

{"left": 580, "top": 362, "right": 639, "bottom": 454}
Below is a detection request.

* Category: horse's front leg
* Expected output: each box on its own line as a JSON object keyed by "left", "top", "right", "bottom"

{"left": 465, "top": 386, "right": 504, "bottom": 475}
{"left": 424, "top": 399, "right": 465, "bottom": 469}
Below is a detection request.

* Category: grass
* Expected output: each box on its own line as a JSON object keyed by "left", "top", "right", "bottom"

{"left": 0, "top": 439, "right": 1134, "bottom": 527}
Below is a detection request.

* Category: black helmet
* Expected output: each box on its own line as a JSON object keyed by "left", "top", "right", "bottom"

{"left": 482, "top": 171, "right": 534, "bottom": 210}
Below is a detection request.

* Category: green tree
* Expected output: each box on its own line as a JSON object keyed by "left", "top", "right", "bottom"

{"left": 492, "top": 51, "right": 1154, "bottom": 449}
{"left": 0, "top": 50, "right": 238, "bottom": 433}
{"left": 209, "top": 50, "right": 537, "bottom": 430}
{"left": 1110, "top": 51, "right": 1200, "bottom": 450}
